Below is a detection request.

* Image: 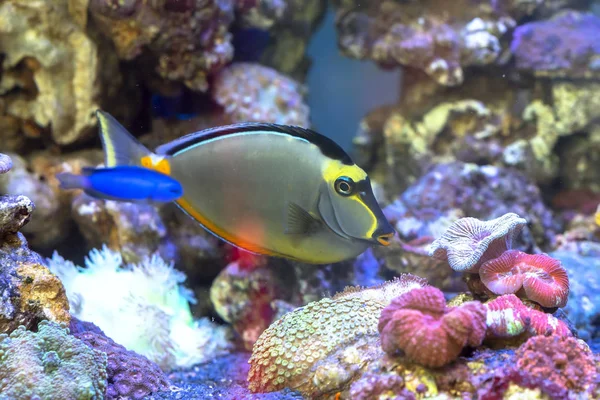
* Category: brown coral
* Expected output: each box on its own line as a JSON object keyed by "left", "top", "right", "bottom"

{"left": 480, "top": 250, "right": 570, "bottom": 308}
{"left": 89, "top": 0, "right": 235, "bottom": 91}
{"left": 515, "top": 335, "right": 596, "bottom": 394}
{"left": 212, "top": 63, "right": 310, "bottom": 126}
{"left": 0, "top": 0, "right": 122, "bottom": 146}
{"left": 429, "top": 213, "right": 527, "bottom": 272}
{"left": 378, "top": 287, "right": 487, "bottom": 368}
{"left": 248, "top": 296, "right": 385, "bottom": 396}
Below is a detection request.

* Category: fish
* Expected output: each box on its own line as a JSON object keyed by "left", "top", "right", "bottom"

{"left": 56, "top": 166, "right": 184, "bottom": 203}
{"left": 95, "top": 110, "right": 395, "bottom": 264}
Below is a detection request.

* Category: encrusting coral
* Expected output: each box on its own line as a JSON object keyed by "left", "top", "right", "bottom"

{"left": 378, "top": 286, "right": 487, "bottom": 368}
{"left": 247, "top": 275, "right": 427, "bottom": 397}
{"left": 479, "top": 250, "right": 570, "bottom": 308}
{"left": 47, "top": 245, "right": 232, "bottom": 371}
{"left": 212, "top": 62, "right": 310, "bottom": 126}
{"left": 515, "top": 335, "right": 596, "bottom": 395}
{"left": 0, "top": 320, "right": 108, "bottom": 399}
{"left": 75, "top": 329, "right": 171, "bottom": 400}
{"left": 429, "top": 212, "right": 527, "bottom": 273}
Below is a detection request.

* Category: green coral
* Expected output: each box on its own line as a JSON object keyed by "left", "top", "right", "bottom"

{"left": 0, "top": 320, "right": 107, "bottom": 400}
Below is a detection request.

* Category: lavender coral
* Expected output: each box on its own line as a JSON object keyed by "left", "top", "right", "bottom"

{"left": 378, "top": 286, "right": 487, "bottom": 368}
{"left": 75, "top": 330, "right": 170, "bottom": 399}
{"left": 0, "top": 321, "right": 107, "bottom": 399}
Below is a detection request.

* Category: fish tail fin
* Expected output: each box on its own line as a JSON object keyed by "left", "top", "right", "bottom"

{"left": 55, "top": 172, "right": 88, "bottom": 190}
{"left": 96, "top": 110, "right": 154, "bottom": 167}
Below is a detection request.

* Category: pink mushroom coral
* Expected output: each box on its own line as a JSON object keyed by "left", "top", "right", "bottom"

{"left": 429, "top": 213, "right": 527, "bottom": 272}
{"left": 378, "top": 286, "right": 487, "bottom": 368}
{"left": 485, "top": 295, "right": 572, "bottom": 339}
{"left": 479, "top": 250, "right": 569, "bottom": 308}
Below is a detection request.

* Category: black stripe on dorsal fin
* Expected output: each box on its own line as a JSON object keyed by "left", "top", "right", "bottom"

{"left": 154, "top": 122, "right": 354, "bottom": 165}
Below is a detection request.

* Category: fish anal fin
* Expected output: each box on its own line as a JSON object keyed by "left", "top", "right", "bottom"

{"left": 286, "top": 202, "right": 322, "bottom": 235}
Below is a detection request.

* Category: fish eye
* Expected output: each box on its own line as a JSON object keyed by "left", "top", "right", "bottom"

{"left": 334, "top": 176, "right": 355, "bottom": 196}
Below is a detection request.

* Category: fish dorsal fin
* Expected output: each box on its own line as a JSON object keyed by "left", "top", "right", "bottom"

{"left": 285, "top": 202, "right": 322, "bottom": 235}
{"left": 96, "top": 110, "right": 152, "bottom": 167}
{"left": 155, "top": 122, "right": 353, "bottom": 165}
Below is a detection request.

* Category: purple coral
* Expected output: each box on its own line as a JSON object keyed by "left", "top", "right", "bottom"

{"left": 429, "top": 213, "right": 527, "bottom": 272}
{"left": 74, "top": 331, "right": 170, "bottom": 399}
{"left": 511, "top": 11, "right": 600, "bottom": 79}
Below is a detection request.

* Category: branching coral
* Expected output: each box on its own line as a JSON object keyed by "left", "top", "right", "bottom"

{"left": 429, "top": 213, "right": 527, "bottom": 273}
{"left": 0, "top": 321, "right": 107, "bottom": 399}
{"left": 47, "top": 245, "right": 232, "bottom": 371}
{"left": 480, "top": 250, "right": 570, "bottom": 308}
{"left": 75, "top": 330, "right": 170, "bottom": 399}
{"left": 248, "top": 276, "right": 425, "bottom": 396}
{"left": 378, "top": 286, "right": 487, "bottom": 368}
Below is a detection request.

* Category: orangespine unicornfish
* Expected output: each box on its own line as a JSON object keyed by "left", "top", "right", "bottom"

{"left": 95, "top": 110, "right": 395, "bottom": 264}
{"left": 56, "top": 166, "right": 184, "bottom": 203}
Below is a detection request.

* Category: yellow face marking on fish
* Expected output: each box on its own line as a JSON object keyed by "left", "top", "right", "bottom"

{"left": 321, "top": 159, "right": 378, "bottom": 237}
{"left": 140, "top": 155, "right": 171, "bottom": 175}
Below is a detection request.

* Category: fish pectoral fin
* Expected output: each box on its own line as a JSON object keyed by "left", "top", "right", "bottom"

{"left": 285, "top": 202, "right": 322, "bottom": 235}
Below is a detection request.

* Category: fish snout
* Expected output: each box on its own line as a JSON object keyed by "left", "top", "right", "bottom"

{"left": 372, "top": 226, "right": 395, "bottom": 246}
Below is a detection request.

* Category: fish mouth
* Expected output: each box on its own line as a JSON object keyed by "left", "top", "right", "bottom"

{"left": 375, "top": 232, "right": 394, "bottom": 246}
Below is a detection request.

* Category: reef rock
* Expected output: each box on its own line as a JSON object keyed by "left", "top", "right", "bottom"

{"left": 212, "top": 62, "right": 310, "bottom": 126}
{"left": 512, "top": 11, "right": 600, "bottom": 79}
{"left": 0, "top": 0, "right": 124, "bottom": 147}
{"left": 0, "top": 193, "right": 71, "bottom": 335}
{"left": 386, "top": 162, "right": 558, "bottom": 250}
{"left": 331, "top": 0, "right": 572, "bottom": 86}
{"left": 89, "top": 0, "right": 235, "bottom": 92}
{"left": 236, "top": 0, "right": 327, "bottom": 80}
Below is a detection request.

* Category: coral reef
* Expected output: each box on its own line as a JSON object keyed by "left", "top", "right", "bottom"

{"left": 212, "top": 62, "right": 310, "bottom": 126}
{"left": 515, "top": 335, "right": 596, "bottom": 395}
{"left": 479, "top": 250, "right": 570, "bottom": 308}
{"left": 89, "top": 0, "right": 235, "bottom": 91}
{"left": 248, "top": 295, "right": 384, "bottom": 396}
{"left": 331, "top": 0, "right": 576, "bottom": 86}
{"left": 0, "top": 0, "right": 123, "bottom": 147}
{"left": 247, "top": 276, "right": 425, "bottom": 396}
{"left": 378, "top": 286, "right": 487, "bottom": 367}
{"left": 235, "top": 0, "right": 327, "bottom": 80}
{"left": 512, "top": 11, "right": 600, "bottom": 79}
{"left": 0, "top": 321, "right": 107, "bottom": 399}
{"left": 47, "top": 246, "right": 232, "bottom": 371}
{"left": 210, "top": 256, "right": 286, "bottom": 350}
{"left": 429, "top": 213, "right": 527, "bottom": 273}
{"left": 385, "top": 162, "right": 558, "bottom": 249}
{"left": 0, "top": 176, "right": 71, "bottom": 334}
{"left": 75, "top": 329, "right": 170, "bottom": 400}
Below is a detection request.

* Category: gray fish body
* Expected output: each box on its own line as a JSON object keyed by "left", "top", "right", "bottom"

{"left": 166, "top": 132, "right": 371, "bottom": 263}
{"left": 96, "top": 110, "right": 395, "bottom": 264}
